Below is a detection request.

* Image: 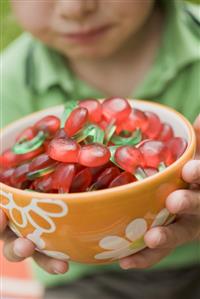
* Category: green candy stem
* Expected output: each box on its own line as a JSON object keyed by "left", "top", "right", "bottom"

{"left": 134, "top": 167, "right": 147, "bottom": 181}
{"left": 111, "top": 128, "right": 142, "bottom": 146}
{"left": 73, "top": 124, "right": 95, "bottom": 143}
{"left": 92, "top": 125, "right": 105, "bottom": 143}
{"left": 158, "top": 162, "right": 167, "bottom": 172}
{"left": 13, "top": 131, "right": 45, "bottom": 154}
{"left": 27, "top": 164, "right": 57, "bottom": 180}
{"left": 104, "top": 120, "right": 116, "bottom": 145}
{"left": 61, "top": 101, "right": 78, "bottom": 128}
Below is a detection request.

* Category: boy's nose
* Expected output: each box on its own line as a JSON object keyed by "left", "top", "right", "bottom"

{"left": 56, "top": 0, "right": 98, "bottom": 20}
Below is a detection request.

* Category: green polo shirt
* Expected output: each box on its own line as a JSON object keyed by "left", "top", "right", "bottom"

{"left": 1, "top": 1, "right": 200, "bottom": 286}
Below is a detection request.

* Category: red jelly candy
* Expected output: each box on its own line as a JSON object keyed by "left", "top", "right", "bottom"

{"left": 117, "top": 109, "right": 148, "bottom": 134}
{"left": 158, "top": 123, "right": 174, "bottom": 142}
{"left": 34, "top": 115, "right": 60, "bottom": 137}
{"left": 92, "top": 167, "right": 120, "bottom": 190}
{"left": 16, "top": 126, "right": 35, "bottom": 142}
{"left": 78, "top": 143, "right": 111, "bottom": 167}
{"left": 102, "top": 97, "right": 131, "bottom": 123}
{"left": 48, "top": 137, "right": 80, "bottom": 163}
{"left": 0, "top": 149, "right": 20, "bottom": 169}
{"left": 64, "top": 107, "right": 88, "bottom": 137}
{"left": 79, "top": 99, "right": 102, "bottom": 123}
{"left": 33, "top": 174, "right": 54, "bottom": 192}
{"left": 89, "top": 162, "right": 113, "bottom": 183}
{"left": 139, "top": 140, "right": 175, "bottom": 168}
{"left": 52, "top": 163, "right": 75, "bottom": 193}
{"left": 143, "top": 111, "right": 163, "bottom": 139}
{"left": 109, "top": 171, "right": 136, "bottom": 188}
{"left": 0, "top": 168, "right": 15, "bottom": 186}
{"left": 70, "top": 168, "right": 92, "bottom": 193}
{"left": 166, "top": 137, "right": 187, "bottom": 159}
{"left": 54, "top": 128, "right": 67, "bottom": 139}
{"left": 114, "top": 146, "right": 144, "bottom": 173}
{"left": 29, "top": 153, "right": 55, "bottom": 171}
{"left": 10, "top": 163, "right": 30, "bottom": 188}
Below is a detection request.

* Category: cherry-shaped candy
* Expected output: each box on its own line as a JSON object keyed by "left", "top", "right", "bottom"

{"left": 143, "top": 111, "right": 163, "bottom": 139}
{"left": 158, "top": 123, "right": 174, "bottom": 142}
{"left": 89, "top": 162, "right": 113, "bottom": 183}
{"left": 0, "top": 168, "right": 15, "bottom": 186}
{"left": 78, "top": 143, "right": 111, "bottom": 167}
{"left": 79, "top": 99, "right": 102, "bottom": 123}
{"left": 70, "top": 168, "right": 92, "bottom": 193}
{"left": 64, "top": 107, "right": 88, "bottom": 137}
{"left": 166, "top": 137, "right": 187, "bottom": 159}
{"left": 0, "top": 149, "right": 20, "bottom": 169}
{"left": 16, "top": 126, "right": 35, "bottom": 142}
{"left": 109, "top": 171, "right": 136, "bottom": 188}
{"left": 92, "top": 167, "right": 120, "bottom": 190}
{"left": 10, "top": 162, "right": 30, "bottom": 188}
{"left": 29, "top": 153, "right": 55, "bottom": 172}
{"left": 139, "top": 140, "right": 175, "bottom": 168}
{"left": 114, "top": 146, "right": 145, "bottom": 173}
{"left": 34, "top": 115, "right": 60, "bottom": 137}
{"left": 48, "top": 137, "right": 80, "bottom": 163}
{"left": 117, "top": 109, "right": 148, "bottom": 134}
{"left": 102, "top": 97, "right": 131, "bottom": 123}
{"left": 32, "top": 174, "right": 54, "bottom": 193}
{"left": 52, "top": 163, "right": 76, "bottom": 193}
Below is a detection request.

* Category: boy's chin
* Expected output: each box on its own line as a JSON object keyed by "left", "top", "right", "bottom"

{"left": 61, "top": 46, "right": 117, "bottom": 61}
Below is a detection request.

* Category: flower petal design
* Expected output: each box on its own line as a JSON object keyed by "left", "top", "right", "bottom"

{"left": 9, "top": 206, "right": 28, "bottom": 228}
{"left": 99, "top": 236, "right": 129, "bottom": 250}
{"left": 31, "top": 198, "right": 68, "bottom": 218}
{"left": 27, "top": 231, "right": 45, "bottom": 249}
{"left": 151, "top": 208, "right": 170, "bottom": 227}
{"left": 9, "top": 222, "right": 23, "bottom": 237}
{"left": 41, "top": 250, "right": 70, "bottom": 261}
{"left": 125, "top": 219, "right": 147, "bottom": 242}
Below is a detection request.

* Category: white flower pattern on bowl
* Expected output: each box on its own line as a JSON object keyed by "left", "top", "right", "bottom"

{"left": 0, "top": 189, "right": 68, "bottom": 252}
{"left": 95, "top": 208, "right": 171, "bottom": 261}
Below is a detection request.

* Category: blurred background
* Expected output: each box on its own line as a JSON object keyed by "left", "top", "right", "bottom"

{"left": 1, "top": 0, "right": 200, "bottom": 51}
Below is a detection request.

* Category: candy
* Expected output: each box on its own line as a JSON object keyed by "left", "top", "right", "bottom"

{"left": 34, "top": 115, "right": 60, "bottom": 137}
{"left": 158, "top": 123, "right": 174, "bottom": 141}
{"left": 1, "top": 98, "right": 188, "bottom": 193}
{"left": 78, "top": 143, "right": 111, "bottom": 167}
{"left": 102, "top": 97, "right": 131, "bottom": 123}
{"left": 48, "top": 137, "right": 80, "bottom": 163}
{"left": 64, "top": 107, "right": 88, "bottom": 137}
{"left": 52, "top": 164, "right": 75, "bottom": 193}
{"left": 114, "top": 146, "right": 145, "bottom": 173}
{"left": 91, "top": 167, "right": 120, "bottom": 190}
{"left": 109, "top": 172, "right": 136, "bottom": 188}
{"left": 143, "top": 111, "right": 163, "bottom": 139}
{"left": 166, "top": 137, "right": 187, "bottom": 159}
{"left": 79, "top": 99, "right": 102, "bottom": 123}
{"left": 139, "top": 140, "right": 175, "bottom": 168}
{"left": 70, "top": 168, "right": 92, "bottom": 192}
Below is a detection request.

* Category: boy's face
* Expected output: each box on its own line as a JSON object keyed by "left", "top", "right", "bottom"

{"left": 11, "top": 0, "right": 155, "bottom": 60}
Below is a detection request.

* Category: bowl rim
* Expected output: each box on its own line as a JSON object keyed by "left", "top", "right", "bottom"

{"left": 0, "top": 99, "right": 196, "bottom": 202}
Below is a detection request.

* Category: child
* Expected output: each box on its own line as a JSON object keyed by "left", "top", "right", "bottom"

{"left": 1, "top": 0, "right": 200, "bottom": 298}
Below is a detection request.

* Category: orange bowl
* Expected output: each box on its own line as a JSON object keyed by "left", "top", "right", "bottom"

{"left": 0, "top": 99, "right": 196, "bottom": 264}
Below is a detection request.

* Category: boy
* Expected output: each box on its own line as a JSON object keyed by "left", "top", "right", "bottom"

{"left": 1, "top": 1, "right": 200, "bottom": 298}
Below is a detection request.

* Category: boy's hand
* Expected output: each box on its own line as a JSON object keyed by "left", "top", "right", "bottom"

{"left": 119, "top": 115, "right": 200, "bottom": 270}
{"left": 0, "top": 210, "right": 69, "bottom": 274}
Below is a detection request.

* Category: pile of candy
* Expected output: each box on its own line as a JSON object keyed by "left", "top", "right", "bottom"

{"left": 0, "top": 98, "right": 187, "bottom": 193}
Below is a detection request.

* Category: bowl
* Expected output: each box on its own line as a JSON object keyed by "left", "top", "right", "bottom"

{"left": 0, "top": 99, "right": 196, "bottom": 264}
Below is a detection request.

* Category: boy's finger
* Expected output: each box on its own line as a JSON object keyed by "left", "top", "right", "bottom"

{"left": 119, "top": 247, "right": 171, "bottom": 270}
{"left": 33, "top": 252, "right": 69, "bottom": 274}
{"left": 144, "top": 215, "right": 200, "bottom": 249}
{"left": 182, "top": 160, "right": 200, "bottom": 184}
{"left": 193, "top": 114, "right": 200, "bottom": 157}
{"left": 0, "top": 209, "right": 8, "bottom": 234}
{"left": 3, "top": 236, "right": 35, "bottom": 262}
{"left": 166, "top": 189, "right": 200, "bottom": 215}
